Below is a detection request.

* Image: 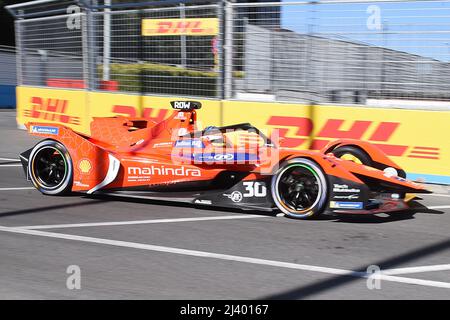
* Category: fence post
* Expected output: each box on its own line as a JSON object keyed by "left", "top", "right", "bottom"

{"left": 82, "top": 12, "right": 89, "bottom": 89}
{"left": 15, "top": 18, "right": 23, "bottom": 86}
{"left": 86, "top": 7, "right": 97, "bottom": 91}
{"left": 103, "top": 0, "right": 111, "bottom": 81}
{"left": 217, "top": 0, "right": 225, "bottom": 100}
{"left": 224, "top": 0, "right": 233, "bottom": 100}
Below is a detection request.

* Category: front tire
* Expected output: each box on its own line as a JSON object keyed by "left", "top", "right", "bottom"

{"left": 29, "top": 140, "right": 73, "bottom": 195}
{"left": 271, "top": 158, "right": 328, "bottom": 219}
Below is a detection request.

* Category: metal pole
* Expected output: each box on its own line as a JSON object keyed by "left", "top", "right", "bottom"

{"left": 86, "top": 7, "right": 97, "bottom": 90}
{"left": 103, "top": 0, "right": 111, "bottom": 81}
{"left": 180, "top": 3, "right": 187, "bottom": 68}
{"left": 15, "top": 16, "right": 24, "bottom": 86}
{"left": 224, "top": 0, "right": 233, "bottom": 99}
{"left": 218, "top": 0, "right": 225, "bottom": 100}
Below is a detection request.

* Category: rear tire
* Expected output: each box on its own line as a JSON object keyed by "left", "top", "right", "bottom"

{"left": 271, "top": 158, "right": 328, "bottom": 219}
{"left": 332, "top": 145, "right": 407, "bottom": 178}
{"left": 29, "top": 140, "right": 73, "bottom": 195}
{"left": 332, "top": 146, "right": 372, "bottom": 166}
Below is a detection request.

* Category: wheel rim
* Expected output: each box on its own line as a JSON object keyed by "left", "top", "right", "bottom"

{"left": 276, "top": 164, "right": 322, "bottom": 214}
{"left": 32, "top": 146, "right": 67, "bottom": 189}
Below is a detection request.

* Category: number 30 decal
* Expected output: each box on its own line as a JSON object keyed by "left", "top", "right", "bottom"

{"left": 243, "top": 182, "right": 267, "bottom": 197}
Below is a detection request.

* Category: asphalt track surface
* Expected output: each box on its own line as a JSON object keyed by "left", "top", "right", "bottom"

{"left": 0, "top": 110, "right": 449, "bottom": 299}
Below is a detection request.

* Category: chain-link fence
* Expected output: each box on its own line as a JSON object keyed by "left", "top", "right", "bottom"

{"left": 92, "top": 4, "right": 220, "bottom": 96}
{"left": 8, "top": 0, "right": 450, "bottom": 105}
{"left": 0, "top": 46, "right": 17, "bottom": 108}
{"left": 231, "top": 1, "right": 450, "bottom": 104}
{"left": 0, "top": 46, "right": 16, "bottom": 86}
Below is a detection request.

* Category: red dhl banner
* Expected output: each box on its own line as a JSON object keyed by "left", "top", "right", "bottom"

{"left": 142, "top": 18, "right": 219, "bottom": 36}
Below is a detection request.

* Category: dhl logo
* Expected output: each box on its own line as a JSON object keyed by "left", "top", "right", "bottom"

{"left": 267, "top": 116, "right": 440, "bottom": 160}
{"left": 142, "top": 18, "right": 219, "bottom": 36}
{"left": 23, "top": 97, "right": 80, "bottom": 125}
{"left": 113, "top": 105, "right": 177, "bottom": 123}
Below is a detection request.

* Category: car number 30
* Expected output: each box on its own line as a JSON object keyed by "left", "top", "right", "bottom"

{"left": 243, "top": 182, "right": 267, "bottom": 197}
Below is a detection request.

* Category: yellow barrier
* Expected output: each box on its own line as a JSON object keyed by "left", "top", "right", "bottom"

{"left": 16, "top": 86, "right": 89, "bottom": 133}
{"left": 222, "top": 100, "right": 450, "bottom": 182}
{"left": 16, "top": 86, "right": 450, "bottom": 183}
{"left": 16, "top": 87, "right": 221, "bottom": 134}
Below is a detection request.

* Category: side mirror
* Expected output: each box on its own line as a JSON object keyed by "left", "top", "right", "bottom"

{"left": 170, "top": 101, "right": 202, "bottom": 111}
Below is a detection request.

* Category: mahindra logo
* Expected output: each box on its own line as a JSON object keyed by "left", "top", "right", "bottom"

{"left": 128, "top": 166, "right": 201, "bottom": 177}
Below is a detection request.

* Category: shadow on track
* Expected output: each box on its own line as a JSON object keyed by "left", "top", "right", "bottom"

{"left": 0, "top": 198, "right": 106, "bottom": 218}
{"left": 260, "top": 237, "right": 450, "bottom": 299}
{"left": 333, "top": 201, "right": 444, "bottom": 224}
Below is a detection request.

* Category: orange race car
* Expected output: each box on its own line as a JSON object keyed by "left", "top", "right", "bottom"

{"left": 20, "top": 101, "right": 430, "bottom": 219}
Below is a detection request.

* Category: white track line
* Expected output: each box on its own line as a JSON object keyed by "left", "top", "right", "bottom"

{"left": 0, "top": 164, "right": 23, "bottom": 167}
{"left": 0, "top": 158, "right": 19, "bottom": 162}
{"left": 0, "top": 225, "right": 449, "bottom": 289}
{"left": 0, "top": 187, "right": 34, "bottom": 191}
{"left": 428, "top": 205, "right": 450, "bottom": 210}
{"left": 18, "top": 214, "right": 271, "bottom": 230}
{"left": 382, "top": 264, "right": 450, "bottom": 276}
{"left": 424, "top": 194, "right": 450, "bottom": 198}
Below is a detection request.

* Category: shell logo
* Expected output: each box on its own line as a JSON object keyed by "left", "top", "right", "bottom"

{"left": 78, "top": 159, "right": 92, "bottom": 174}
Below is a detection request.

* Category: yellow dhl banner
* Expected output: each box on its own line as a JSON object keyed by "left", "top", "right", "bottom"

{"left": 142, "top": 18, "right": 219, "bottom": 36}
{"left": 16, "top": 86, "right": 450, "bottom": 183}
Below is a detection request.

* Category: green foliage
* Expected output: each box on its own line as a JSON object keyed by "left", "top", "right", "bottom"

{"left": 99, "top": 62, "right": 243, "bottom": 97}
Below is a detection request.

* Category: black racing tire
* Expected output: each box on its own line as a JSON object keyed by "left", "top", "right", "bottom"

{"left": 271, "top": 158, "right": 328, "bottom": 219}
{"left": 29, "top": 140, "right": 73, "bottom": 195}
{"left": 332, "top": 146, "right": 373, "bottom": 166}
{"left": 332, "top": 145, "right": 407, "bottom": 178}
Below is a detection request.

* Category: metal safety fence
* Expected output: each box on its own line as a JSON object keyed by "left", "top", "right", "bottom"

{"left": 7, "top": 0, "right": 450, "bottom": 105}
{"left": 0, "top": 46, "right": 17, "bottom": 108}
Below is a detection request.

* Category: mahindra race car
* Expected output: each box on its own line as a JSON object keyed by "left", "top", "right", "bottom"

{"left": 20, "top": 101, "right": 430, "bottom": 219}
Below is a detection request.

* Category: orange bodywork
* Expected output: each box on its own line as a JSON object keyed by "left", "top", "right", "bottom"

{"left": 25, "top": 107, "right": 430, "bottom": 202}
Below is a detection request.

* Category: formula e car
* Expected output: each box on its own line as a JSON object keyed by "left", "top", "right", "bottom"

{"left": 20, "top": 101, "right": 430, "bottom": 219}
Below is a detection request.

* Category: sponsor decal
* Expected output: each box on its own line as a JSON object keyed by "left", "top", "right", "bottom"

{"left": 24, "top": 97, "right": 80, "bottom": 125}
{"left": 175, "top": 112, "right": 187, "bottom": 120}
{"left": 153, "top": 142, "right": 173, "bottom": 148}
{"left": 333, "top": 184, "right": 361, "bottom": 193}
{"left": 187, "top": 153, "right": 259, "bottom": 163}
{"left": 266, "top": 116, "right": 441, "bottom": 159}
{"left": 223, "top": 191, "right": 243, "bottom": 203}
{"left": 78, "top": 159, "right": 92, "bottom": 174}
{"left": 194, "top": 199, "right": 212, "bottom": 205}
{"left": 392, "top": 176, "right": 407, "bottom": 182}
{"left": 330, "top": 201, "right": 364, "bottom": 209}
{"left": 112, "top": 105, "right": 177, "bottom": 123}
{"left": 30, "top": 125, "right": 59, "bottom": 135}
{"left": 174, "top": 139, "right": 204, "bottom": 149}
{"left": 172, "top": 101, "right": 192, "bottom": 110}
{"left": 128, "top": 165, "right": 201, "bottom": 177}
{"left": 142, "top": 18, "right": 219, "bottom": 36}
{"left": 333, "top": 194, "right": 360, "bottom": 200}
{"left": 74, "top": 181, "right": 90, "bottom": 188}
{"left": 213, "top": 154, "right": 234, "bottom": 161}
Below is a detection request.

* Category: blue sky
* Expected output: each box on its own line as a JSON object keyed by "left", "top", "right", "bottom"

{"left": 280, "top": 0, "right": 450, "bottom": 61}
